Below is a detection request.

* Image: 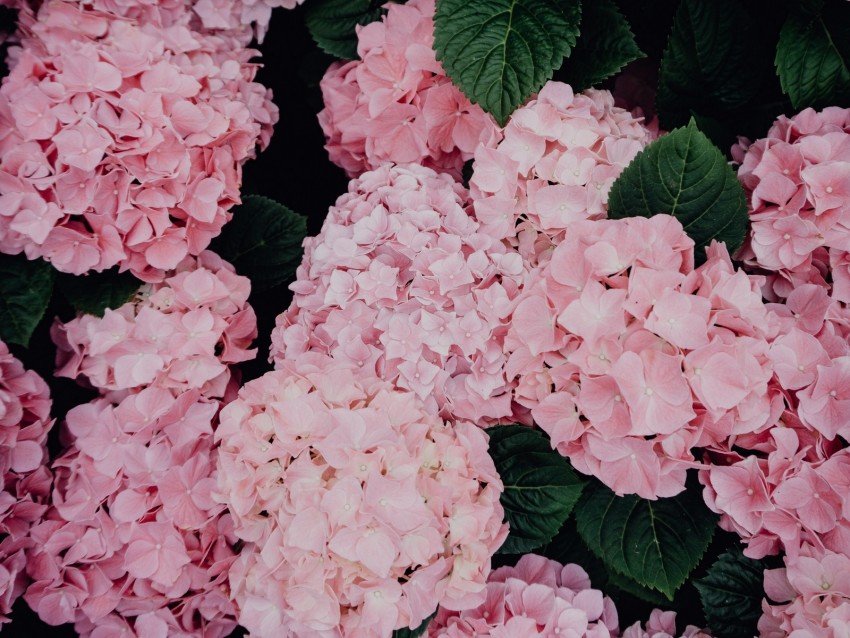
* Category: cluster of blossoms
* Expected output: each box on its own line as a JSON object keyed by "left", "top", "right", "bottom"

{"left": 735, "top": 106, "right": 850, "bottom": 304}
{"left": 428, "top": 554, "right": 712, "bottom": 638}
{"left": 758, "top": 545, "right": 850, "bottom": 637}
{"left": 699, "top": 106, "right": 850, "bottom": 634}
{"left": 215, "top": 355, "right": 508, "bottom": 638}
{"left": 318, "top": 0, "right": 499, "bottom": 179}
{"left": 0, "top": 340, "right": 53, "bottom": 624}
{"left": 505, "top": 215, "right": 779, "bottom": 499}
{"left": 0, "top": 0, "right": 278, "bottom": 279}
{"left": 271, "top": 163, "right": 526, "bottom": 425}
{"left": 24, "top": 251, "right": 256, "bottom": 636}
{"left": 469, "top": 81, "right": 651, "bottom": 265}
{"left": 52, "top": 250, "right": 257, "bottom": 399}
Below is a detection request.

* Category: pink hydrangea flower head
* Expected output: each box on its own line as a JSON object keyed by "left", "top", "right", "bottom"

{"left": 736, "top": 107, "right": 850, "bottom": 303}
{"left": 0, "top": 339, "right": 53, "bottom": 624}
{"left": 24, "top": 387, "right": 239, "bottom": 637}
{"left": 505, "top": 218, "right": 779, "bottom": 498}
{"left": 215, "top": 355, "right": 508, "bottom": 638}
{"left": 428, "top": 553, "right": 620, "bottom": 637}
{"left": 429, "top": 554, "right": 713, "bottom": 638}
{"left": 193, "top": 0, "right": 306, "bottom": 43}
{"left": 0, "top": 0, "right": 278, "bottom": 279}
{"left": 270, "top": 163, "right": 526, "bottom": 425}
{"left": 52, "top": 250, "right": 256, "bottom": 398}
{"left": 759, "top": 544, "right": 850, "bottom": 637}
{"left": 469, "top": 81, "right": 653, "bottom": 266}
{"left": 317, "top": 0, "right": 500, "bottom": 179}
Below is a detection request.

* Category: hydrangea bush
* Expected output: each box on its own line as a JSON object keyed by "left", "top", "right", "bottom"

{"left": 1, "top": 0, "right": 849, "bottom": 637}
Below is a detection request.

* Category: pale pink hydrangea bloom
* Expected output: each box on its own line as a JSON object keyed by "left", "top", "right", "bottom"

{"left": 622, "top": 609, "right": 713, "bottom": 638}
{"left": 0, "top": 340, "right": 53, "bottom": 625}
{"left": 736, "top": 107, "right": 850, "bottom": 303}
{"left": 271, "top": 163, "right": 526, "bottom": 425}
{"left": 429, "top": 554, "right": 712, "bottom": 638}
{"left": 318, "top": 0, "right": 500, "bottom": 179}
{"left": 7, "top": 0, "right": 301, "bottom": 44}
{"left": 505, "top": 215, "right": 780, "bottom": 499}
{"left": 193, "top": 0, "right": 305, "bottom": 43}
{"left": 24, "top": 388, "right": 240, "bottom": 637}
{"left": 428, "top": 553, "right": 620, "bottom": 637}
{"left": 758, "top": 544, "right": 850, "bottom": 638}
{"left": 52, "top": 250, "right": 257, "bottom": 400}
{"left": 469, "top": 81, "right": 652, "bottom": 266}
{"left": 0, "top": 0, "right": 278, "bottom": 279}
{"left": 216, "top": 355, "right": 508, "bottom": 638}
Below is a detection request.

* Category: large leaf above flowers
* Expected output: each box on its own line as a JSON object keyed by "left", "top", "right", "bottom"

{"left": 575, "top": 480, "right": 716, "bottom": 600}
{"left": 0, "top": 254, "right": 54, "bottom": 347}
{"left": 486, "top": 425, "right": 586, "bottom": 554}
{"left": 433, "top": 0, "right": 582, "bottom": 126}
{"left": 776, "top": 0, "right": 850, "bottom": 110}
{"left": 607, "top": 119, "right": 749, "bottom": 264}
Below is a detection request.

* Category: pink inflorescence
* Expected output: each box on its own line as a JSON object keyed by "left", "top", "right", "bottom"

{"left": 215, "top": 355, "right": 508, "bottom": 638}
{"left": 271, "top": 163, "right": 526, "bottom": 425}
{"left": 0, "top": 340, "right": 53, "bottom": 625}
{"left": 25, "top": 251, "right": 257, "bottom": 637}
{"left": 192, "top": 0, "right": 306, "bottom": 43}
{"left": 759, "top": 545, "right": 850, "bottom": 637}
{"left": 505, "top": 215, "right": 780, "bottom": 499}
{"left": 699, "top": 107, "right": 850, "bottom": 635}
{"left": 469, "top": 81, "right": 651, "bottom": 266}
{"left": 0, "top": 0, "right": 278, "bottom": 279}
{"left": 735, "top": 106, "right": 850, "bottom": 303}
{"left": 428, "top": 554, "right": 712, "bottom": 638}
{"left": 52, "top": 250, "right": 257, "bottom": 400}
{"left": 317, "top": 0, "right": 500, "bottom": 180}
{"left": 25, "top": 389, "right": 239, "bottom": 637}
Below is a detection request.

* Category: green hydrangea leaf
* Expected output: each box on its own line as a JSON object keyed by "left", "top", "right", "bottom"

{"left": 607, "top": 119, "right": 749, "bottom": 264}
{"left": 775, "top": 0, "right": 850, "bottom": 110}
{"left": 57, "top": 269, "right": 142, "bottom": 317}
{"left": 694, "top": 548, "right": 767, "bottom": 638}
{"left": 210, "top": 195, "right": 307, "bottom": 293}
{"left": 574, "top": 481, "right": 716, "bottom": 600}
{"left": 0, "top": 254, "right": 55, "bottom": 347}
{"left": 433, "top": 0, "right": 582, "bottom": 126}
{"left": 558, "top": 0, "right": 643, "bottom": 92}
{"left": 657, "top": 0, "right": 769, "bottom": 128}
{"left": 543, "top": 516, "right": 669, "bottom": 606}
{"left": 305, "top": 0, "right": 394, "bottom": 60}
{"left": 486, "top": 425, "right": 586, "bottom": 554}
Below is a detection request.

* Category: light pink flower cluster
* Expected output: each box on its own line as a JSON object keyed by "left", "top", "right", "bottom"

{"left": 216, "top": 355, "right": 508, "bottom": 638}
{"left": 429, "top": 554, "right": 712, "bottom": 638}
{"left": 700, "top": 331, "right": 850, "bottom": 561}
{"left": 735, "top": 106, "right": 850, "bottom": 303}
{"left": 469, "top": 82, "right": 651, "bottom": 266}
{"left": 271, "top": 163, "right": 526, "bottom": 425}
{"left": 622, "top": 609, "right": 713, "bottom": 638}
{"left": 318, "top": 0, "right": 500, "bottom": 179}
{"left": 23, "top": 251, "right": 256, "bottom": 636}
{"left": 758, "top": 545, "right": 850, "bottom": 638}
{"left": 427, "top": 554, "right": 620, "bottom": 637}
{"left": 701, "top": 107, "right": 850, "bottom": 634}
{"left": 193, "top": 0, "right": 305, "bottom": 42}
{"left": 0, "top": 340, "right": 53, "bottom": 624}
{"left": 24, "top": 389, "right": 239, "bottom": 637}
{"left": 505, "top": 215, "right": 779, "bottom": 499}
{"left": 52, "top": 250, "right": 257, "bottom": 400}
{"left": 0, "top": 0, "right": 278, "bottom": 279}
